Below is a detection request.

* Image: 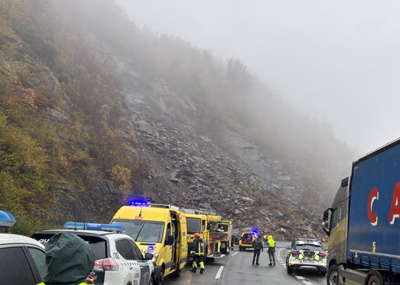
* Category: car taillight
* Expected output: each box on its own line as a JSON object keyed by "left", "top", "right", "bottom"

{"left": 94, "top": 258, "right": 119, "bottom": 272}
{"left": 291, "top": 251, "right": 301, "bottom": 256}
{"left": 318, "top": 253, "right": 327, "bottom": 257}
{"left": 93, "top": 259, "right": 104, "bottom": 271}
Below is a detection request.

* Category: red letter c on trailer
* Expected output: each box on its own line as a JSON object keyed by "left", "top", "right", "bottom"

{"left": 388, "top": 182, "right": 400, "bottom": 225}
{"left": 368, "top": 187, "right": 379, "bottom": 226}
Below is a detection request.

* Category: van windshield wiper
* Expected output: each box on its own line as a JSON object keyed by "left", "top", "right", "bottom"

{"left": 135, "top": 224, "right": 145, "bottom": 240}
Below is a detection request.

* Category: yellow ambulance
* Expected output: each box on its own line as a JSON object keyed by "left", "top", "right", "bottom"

{"left": 112, "top": 202, "right": 187, "bottom": 284}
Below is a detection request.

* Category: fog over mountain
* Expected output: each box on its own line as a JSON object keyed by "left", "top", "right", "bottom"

{"left": 117, "top": 0, "right": 400, "bottom": 152}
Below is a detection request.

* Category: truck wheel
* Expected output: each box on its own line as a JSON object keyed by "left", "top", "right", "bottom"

{"left": 287, "top": 266, "right": 293, "bottom": 274}
{"left": 239, "top": 246, "right": 242, "bottom": 251}
{"left": 327, "top": 265, "right": 338, "bottom": 285}
{"left": 368, "top": 275, "right": 382, "bottom": 285}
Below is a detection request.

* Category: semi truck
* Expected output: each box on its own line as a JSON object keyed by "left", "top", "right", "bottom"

{"left": 323, "top": 138, "right": 400, "bottom": 285}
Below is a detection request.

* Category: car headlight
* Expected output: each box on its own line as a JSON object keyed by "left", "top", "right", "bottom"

{"left": 151, "top": 253, "right": 159, "bottom": 264}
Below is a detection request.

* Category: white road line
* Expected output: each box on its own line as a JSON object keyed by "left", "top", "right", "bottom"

{"left": 277, "top": 248, "right": 285, "bottom": 263}
{"left": 215, "top": 266, "right": 224, "bottom": 279}
{"left": 303, "top": 282, "right": 314, "bottom": 285}
{"left": 295, "top": 276, "right": 305, "bottom": 280}
{"left": 231, "top": 252, "right": 238, "bottom": 257}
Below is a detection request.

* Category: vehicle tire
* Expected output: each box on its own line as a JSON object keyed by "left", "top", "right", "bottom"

{"left": 239, "top": 246, "right": 242, "bottom": 251}
{"left": 155, "top": 270, "right": 163, "bottom": 285}
{"left": 287, "top": 266, "right": 293, "bottom": 275}
{"left": 327, "top": 264, "right": 338, "bottom": 285}
{"left": 174, "top": 267, "right": 181, "bottom": 277}
{"left": 149, "top": 275, "right": 154, "bottom": 285}
{"left": 368, "top": 275, "right": 382, "bottom": 285}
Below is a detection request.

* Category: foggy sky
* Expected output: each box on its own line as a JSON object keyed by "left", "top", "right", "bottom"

{"left": 116, "top": 0, "right": 400, "bottom": 152}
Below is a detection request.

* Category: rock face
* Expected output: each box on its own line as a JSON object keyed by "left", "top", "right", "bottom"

{"left": 115, "top": 65, "right": 328, "bottom": 240}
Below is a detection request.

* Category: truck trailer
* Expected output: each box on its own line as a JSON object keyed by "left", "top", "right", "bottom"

{"left": 323, "top": 138, "right": 400, "bottom": 285}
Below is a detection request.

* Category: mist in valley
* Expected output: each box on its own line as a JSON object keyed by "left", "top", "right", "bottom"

{"left": 117, "top": 0, "right": 400, "bottom": 153}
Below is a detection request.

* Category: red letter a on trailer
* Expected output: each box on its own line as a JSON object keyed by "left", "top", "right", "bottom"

{"left": 388, "top": 182, "right": 400, "bottom": 225}
{"left": 368, "top": 187, "right": 379, "bottom": 226}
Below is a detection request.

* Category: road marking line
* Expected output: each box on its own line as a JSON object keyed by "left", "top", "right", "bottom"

{"left": 215, "top": 266, "right": 224, "bottom": 279}
{"left": 295, "top": 276, "right": 305, "bottom": 280}
{"left": 303, "top": 282, "right": 314, "bottom": 285}
{"left": 231, "top": 252, "right": 238, "bottom": 257}
{"left": 278, "top": 248, "right": 285, "bottom": 263}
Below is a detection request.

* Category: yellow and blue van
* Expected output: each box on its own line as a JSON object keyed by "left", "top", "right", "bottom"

{"left": 112, "top": 201, "right": 187, "bottom": 284}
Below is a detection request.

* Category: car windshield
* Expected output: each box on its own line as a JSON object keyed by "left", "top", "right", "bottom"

{"left": 113, "top": 219, "right": 164, "bottom": 243}
{"left": 186, "top": 218, "right": 201, "bottom": 234}
{"left": 295, "top": 244, "right": 325, "bottom": 252}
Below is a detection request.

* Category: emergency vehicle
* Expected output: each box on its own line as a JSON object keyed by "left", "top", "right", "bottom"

{"left": 32, "top": 223, "right": 155, "bottom": 285}
{"left": 239, "top": 231, "right": 257, "bottom": 251}
{"left": 0, "top": 210, "right": 47, "bottom": 284}
{"left": 111, "top": 201, "right": 188, "bottom": 284}
{"left": 182, "top": 209, "right": 233, "bottom": 261}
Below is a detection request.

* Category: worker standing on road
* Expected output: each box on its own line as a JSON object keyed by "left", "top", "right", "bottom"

{"left": 37, "top": 232, "right": 95, "bottom": 285}
{"left": 263, "top": 234, "right": 268, "bottom": 247}
{"left": 267, "top": 235, "right": 276, "bottom": 266}
{"left": 190, "top": 232, "right": 205, "bottom": 274}
{"left": 252, "top": 235, "right": 264, "bottom": 265}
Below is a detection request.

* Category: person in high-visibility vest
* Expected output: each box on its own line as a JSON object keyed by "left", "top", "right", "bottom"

{"left": 267, "top": 235, "right": 276, "bottom": 266}
{"left": 190, "top": 232, "right": 205, "bottom": 274}
{"left": 37, "top": 232, "right": 95, "bottom": 285}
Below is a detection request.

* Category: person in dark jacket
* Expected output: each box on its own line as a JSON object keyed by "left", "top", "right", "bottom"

{"left": 37, "top": 232, "right": 95, "bottom": 285}
{"left": 190, "top": 232, "right": 205, "bottom": 274}
{"left": 252, "top": 235, "right": 264, "bottom": 265}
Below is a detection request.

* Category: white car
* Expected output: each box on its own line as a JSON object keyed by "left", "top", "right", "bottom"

{"left": 32, "top": 223, "right": 155, "bottom": 285}
{"left": 0, "top": 233, "right": 47, "bottom": 284}
{"left": 286, "top": 239, "right": 327, "bottom": 276}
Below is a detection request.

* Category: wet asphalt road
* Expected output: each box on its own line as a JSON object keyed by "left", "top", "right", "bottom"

{"left": 163, "top": 242, "right": 327, "bottom": 285}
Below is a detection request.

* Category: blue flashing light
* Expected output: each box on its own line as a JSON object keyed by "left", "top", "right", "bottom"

{"left": 0, "top": 211, "right": 16, "bottom": 228}
{"left": 63, "top": 222, "right": 124, "bottom": 233}
{"left": 147, "top": 245, "right": 155, "bottom": 252}
{"left": 127, "top": 198, "right": 149, "bottom": 207}
{"left": 251, "top": 228, "right": 259, "bottom": 234}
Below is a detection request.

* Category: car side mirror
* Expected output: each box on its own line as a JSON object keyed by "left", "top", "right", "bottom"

{"left": 144, "top": 252, "right": 153, "bottom": 260}
{"left": 165, "top": 235, "right": 174, "bottom": 246}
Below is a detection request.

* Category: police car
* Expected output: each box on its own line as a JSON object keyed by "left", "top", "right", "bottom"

{"left": 286, "top": 238, "right": 327, "bottom": 276}
{"left": 0, "top": 210, "right": 47, "bottom": 284}
{"left": 32, "top": 222, "right": 155, "bottom": 285}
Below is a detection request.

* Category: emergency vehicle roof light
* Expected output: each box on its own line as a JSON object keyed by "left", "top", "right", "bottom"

{"left": 0, "top": 210, "right": 16, "bottom": 228}
{"left": 63, "top": 222, "right": 124, "bottom": 233}
{"left": 126, "top": 199, "right": 150, "bottom": 207}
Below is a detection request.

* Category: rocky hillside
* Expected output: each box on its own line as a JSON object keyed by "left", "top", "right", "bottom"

{"left": 0, "top": 0, "right": 358, "bottom": 239}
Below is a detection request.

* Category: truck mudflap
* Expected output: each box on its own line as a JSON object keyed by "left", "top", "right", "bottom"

{"left": 338, "top": 265, "right": 367, "bottom": 285}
